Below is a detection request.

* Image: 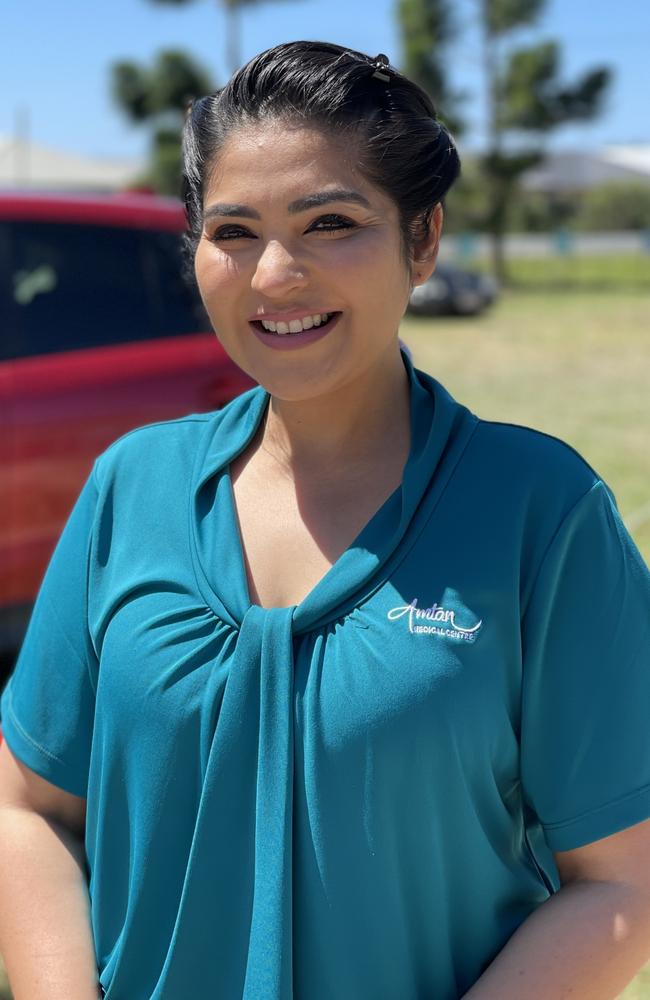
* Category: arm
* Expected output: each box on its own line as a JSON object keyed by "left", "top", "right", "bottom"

{"left": 0, "top": 741, "right": 101, "bottom": 1000}
{"left": 462, "top": 818, "right": 650, "bottom": 1000}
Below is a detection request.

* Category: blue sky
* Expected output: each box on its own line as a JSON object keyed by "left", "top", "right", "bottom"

{"left": 3, "top": 0, "right": 649, "bottom": 163}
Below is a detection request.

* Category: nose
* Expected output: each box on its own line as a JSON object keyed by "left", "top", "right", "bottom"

{"left": 250, "top": 239, "right": 308, "bottom": 298}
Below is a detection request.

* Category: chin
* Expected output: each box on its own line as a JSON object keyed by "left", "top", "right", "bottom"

{"left": 255, "top": 354, "right": 351, "bottom": 399}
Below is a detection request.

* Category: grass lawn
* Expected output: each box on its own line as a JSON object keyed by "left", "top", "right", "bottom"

{"left": 1, "top": 288, "right": 649, "bottom": 999}
{"left": 466, "top": 253, "right": 650, "bottom": 291}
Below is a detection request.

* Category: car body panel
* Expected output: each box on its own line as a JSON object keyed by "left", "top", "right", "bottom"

{"left": 0, "top": 192, "right": 255, "bottom": 669}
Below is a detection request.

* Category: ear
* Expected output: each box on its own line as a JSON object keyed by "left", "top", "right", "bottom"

{"left": 410, "top": 203, "right": 443, "bottom": 288}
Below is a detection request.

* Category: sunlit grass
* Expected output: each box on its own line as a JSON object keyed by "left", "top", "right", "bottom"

{"left": 461, "top": 253, "right": 650, "bottom": 290}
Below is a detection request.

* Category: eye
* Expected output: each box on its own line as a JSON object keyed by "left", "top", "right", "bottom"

{"left": 308, "top": 214, "right": 357, "bottom": 233}
{"left": 208, "top": 225, "right": 252, "bottom": 242}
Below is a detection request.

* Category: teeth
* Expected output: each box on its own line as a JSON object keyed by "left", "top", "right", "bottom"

{"left": 260, "top": 312, "right": 332, "bottom": 334}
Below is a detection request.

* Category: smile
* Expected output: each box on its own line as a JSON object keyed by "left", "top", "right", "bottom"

{"left": 249, "top": 311, "right": 342, "bottom": 350}
{"left": 251, "top": 312, "right": 340, "bottom": 336}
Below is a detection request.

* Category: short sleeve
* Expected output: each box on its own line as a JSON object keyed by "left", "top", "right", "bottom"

{"left": 0, "top": 466, "right": 100, "bottom": 797}
{"left": 520, "top": 479, "right": 650, "bottom": 852}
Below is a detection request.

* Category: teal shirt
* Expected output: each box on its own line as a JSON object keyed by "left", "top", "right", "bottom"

{"left": 2, "top": 348, "right": 650, "bottom": 999}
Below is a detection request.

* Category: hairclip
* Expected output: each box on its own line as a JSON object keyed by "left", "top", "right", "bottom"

{"left": 371, "top": 53, "right": 391, "bottom": 83}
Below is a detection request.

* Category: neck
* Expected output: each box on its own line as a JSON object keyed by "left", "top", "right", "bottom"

{"left": 260, "top": 343, "right": 412, "bottom": 480}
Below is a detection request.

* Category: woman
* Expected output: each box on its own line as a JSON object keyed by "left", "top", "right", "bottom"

{"left": 1, "top": 40, "right": 650, "bottom": 1000}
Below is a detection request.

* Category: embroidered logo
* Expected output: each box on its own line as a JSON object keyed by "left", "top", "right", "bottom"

{"left": 387, "top": 598, "right": 482, "bottom": 642}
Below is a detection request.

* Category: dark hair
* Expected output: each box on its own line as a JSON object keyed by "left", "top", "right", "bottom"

{"left": 181, "top": 40, "right": 460, "bottom": 279}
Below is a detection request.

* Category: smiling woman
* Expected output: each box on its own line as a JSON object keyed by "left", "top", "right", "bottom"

{"left": 192, "top": 122, "right": 437, "bottom": 388}
{"left": 182, "top": 46, "right": 456, "bottom": 408}
{"left": 1, "top": 39, "right": 650, "bottom": 1000}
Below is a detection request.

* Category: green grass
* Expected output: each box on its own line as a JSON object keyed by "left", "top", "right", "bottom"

{"left": 461, "top": 253, "right": 650, "bottom": 290}
{"left": 620, "top": 966, "right": 650, "bottom": 1000}
{"left": 1, "top": 288, "right": 649, "bottom": 999}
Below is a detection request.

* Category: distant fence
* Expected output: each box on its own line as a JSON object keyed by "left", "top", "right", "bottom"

{"left": 439, "top": 230, "right": 650, "bottom": 262}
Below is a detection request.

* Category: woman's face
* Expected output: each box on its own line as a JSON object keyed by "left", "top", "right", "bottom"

{"left": 194, "top": 120, "right": 432, "bottom": 400}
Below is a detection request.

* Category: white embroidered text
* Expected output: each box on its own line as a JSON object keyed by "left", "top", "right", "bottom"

{"left": 387, "top": 599, "right": 482, "bottom": 641}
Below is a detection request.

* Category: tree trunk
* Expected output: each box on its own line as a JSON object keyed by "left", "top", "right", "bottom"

{"left": 481, "top": 0, "right": 509, "bottom": 285}
{"left": 490, "top": 219, "right": 508, "bottom": 286}
{"left": 225, "top": 2, "right": 241, "bottom": 75}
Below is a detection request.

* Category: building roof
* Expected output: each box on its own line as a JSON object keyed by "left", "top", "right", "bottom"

{"left": 521, "top": 145, "right": 650, "bottom": 193}
{"left": 0, "top": 136, "right": 144, "bottom": 191}
{"left": 600, "top": 144, "right": 650, "bottom": 174}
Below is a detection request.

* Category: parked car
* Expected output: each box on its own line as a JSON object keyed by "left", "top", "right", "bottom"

{"left": 0, "top": 190, "right": 257, "bottom": 683}
{"left": 407, "top": 263, "right": 498, "bottom": 317}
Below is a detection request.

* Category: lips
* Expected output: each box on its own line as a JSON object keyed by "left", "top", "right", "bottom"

{"left": 249, "top": 310, "right": 342, "bottom": 350}
{"left": 250, "top": 312, "right": 341, "bottom": 336}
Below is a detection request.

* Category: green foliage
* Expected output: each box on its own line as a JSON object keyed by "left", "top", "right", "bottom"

{"left": 508, "top": 191, "right": 575, "bottom": 231}
{"left": 552, "top": 67, "right": 611, "bottom": 122}
{"left": 446, "top": 177, "right": 650, "bottom": 235}
{"left": 395, "top": 0, "right": 612, "bottom": 280}
{"left": 499, "top": 41, "right": 559, "bottom": 129}
{"left": 574, "top": 182, "right": 650, "bottom": 232}
{"left": 483, "top": 149, "right": 543, "bottom": 180}
{"left": 478, "top": 0, "right": 611, "bottom": 280}
{"left": 500, "top": 42, "right": 610, "bottom": 130}
{"left": 443, "top": 161, "right": 576, "bottom": 234}
{"left": 111, "top": 50, "right": 214, "bottom": 123}
{"left": 111, "top": 49, "right": 215, "bottom": 195}
{"left": 148, "top": 126, "right": 186, "bottom": 197}
{"left": 396, "top": 0, "right": 466, "bottom": 135}
{"left": 486, "top": 0, "right": 545, "bottom": 34}
{"left": 112, "top": 63, "right": 152, "bottom": 122}
{"left": 442, "top": 161, "right": 491, "bottom": 232}
{"left": 154, "top": 50, "right": 214, "bottom": 111}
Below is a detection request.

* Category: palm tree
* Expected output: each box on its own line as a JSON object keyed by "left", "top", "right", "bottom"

{"left": 111, "top": 49, "right": 215, "bottom": 194}
{"left": 146, "top": 0, "right": 305, "bottom": 75}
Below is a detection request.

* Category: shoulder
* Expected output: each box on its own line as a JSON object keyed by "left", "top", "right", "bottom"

{"left": 419, "top": 367, "right": 602, "bottom": 513}
{"left": 456, "top": 416, "right": 616, "bottom": 581}
{"left": 92, "top": 384, "right": 264, "bottom": 491}
{"left": 92, "top": 411, "right": 215, "bottom": 491}
{"left": 466, "top": 416, "right": 603, "bottom": 511}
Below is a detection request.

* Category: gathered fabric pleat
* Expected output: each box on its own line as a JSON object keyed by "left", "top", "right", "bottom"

{"left": 242, "top": 605, "right": 296, "bottom": 998}
{"left": 152, "top": 604, "right": 296, "bottom": 999}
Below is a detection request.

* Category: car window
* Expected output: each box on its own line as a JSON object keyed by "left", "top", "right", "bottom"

{"left": 2, "top": 220, "right": 207, "bottom": 361}
{"left": 141, "top": 229, "right": 208, "bottom": 337}
{"left": 0, "top": 219, "right": 16, "bottom": 358}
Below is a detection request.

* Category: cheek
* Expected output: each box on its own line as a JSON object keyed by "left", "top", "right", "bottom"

{"left": 337, "top": 245, "right": 408, "bottom": 313}
{"left": 195, "top": 246, "right": 244, "bottom": 301}
{"left": 327, "top": 237, "right": 404, "bottom": 294}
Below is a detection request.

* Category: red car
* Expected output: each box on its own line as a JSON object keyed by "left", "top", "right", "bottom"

{"left": 0, "top": 191, "right": 256, "bottom": 683}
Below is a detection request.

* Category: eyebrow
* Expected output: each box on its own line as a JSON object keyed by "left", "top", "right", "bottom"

{"left": 202, "top": 189, "right": 372, "bottom": 222}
